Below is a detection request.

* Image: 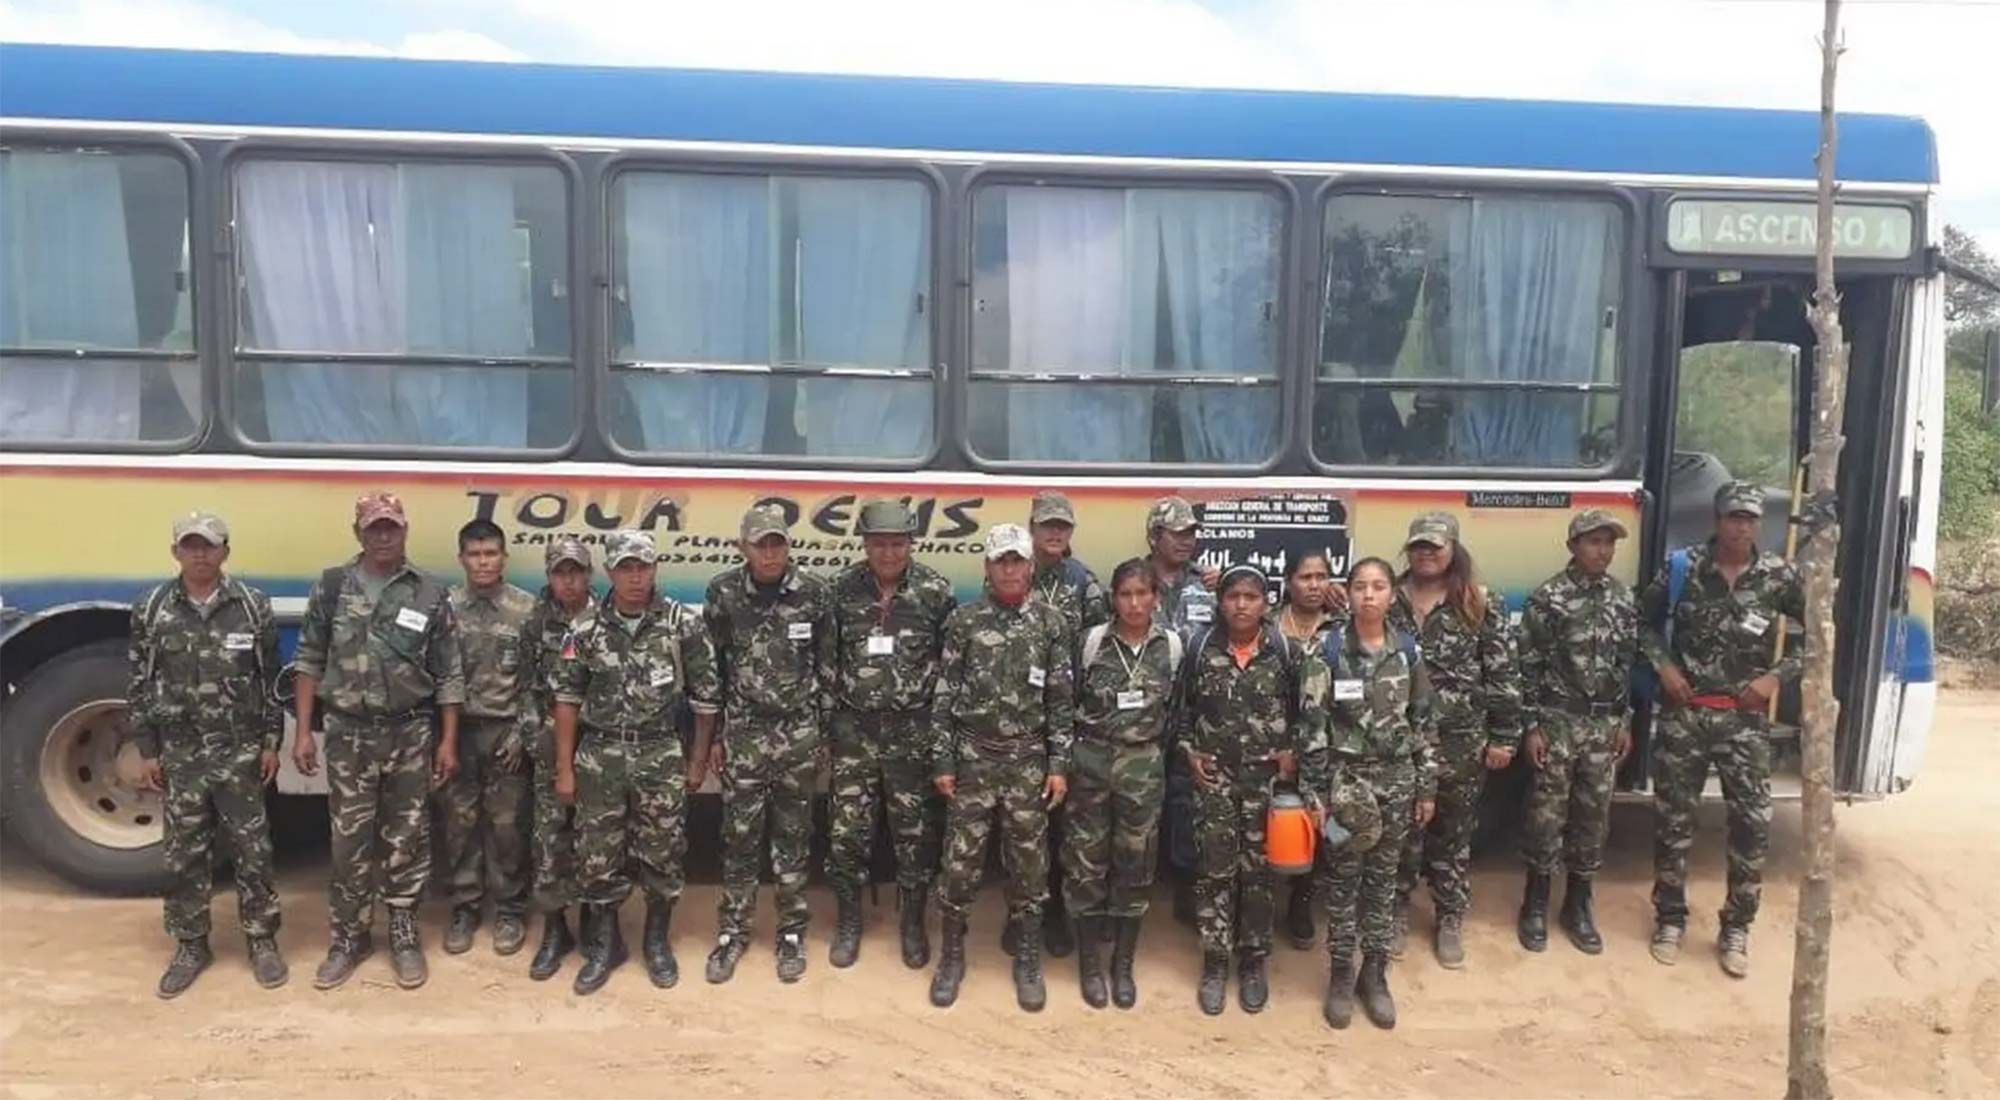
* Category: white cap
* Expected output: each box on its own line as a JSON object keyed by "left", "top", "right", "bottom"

{"left": 984, "top": 523, "right": 1033, "bottom": 561}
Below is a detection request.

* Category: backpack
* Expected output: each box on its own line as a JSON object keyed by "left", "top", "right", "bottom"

{"left": 1184, "top": 621, "right": 1300, "bottom": 722}
{"left": 1318, "top": 623, "right": 1422, "bottom": 686}
{"left": 1079, "top": 622, "right": 1184, "bottom": 679}
{"left": 136, "top": 576, "right": 273, "bottom": 689}
{"left": 1630, "top": 548, "right": 1691, "bottom": 706}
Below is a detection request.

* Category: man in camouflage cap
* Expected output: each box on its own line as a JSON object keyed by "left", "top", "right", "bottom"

{"left": 1640, "top": 480, "right": 1806, "bottom": 978}
{"left": 294, "top": 491, "right": 464, "bottom": 992}
{"left": 131, "top": 511, "right": 286, "bottom": 997}
{"left": 824, "top": 499, "right": 958, "bottom": 970}
{"left": 553, "top": 530, "right": 721, "bottom": 995}
{"left": 1515, "top": 508, "right": 1637, "bottom": 956}
{"left": 1144, "top": 494, "right": 1219, "bottom": 927}
{"left": 520, "top": 535, "right": 597, "bottom": 980}
{"left": 702, "top": 504, "right": 833, "bottom": 986}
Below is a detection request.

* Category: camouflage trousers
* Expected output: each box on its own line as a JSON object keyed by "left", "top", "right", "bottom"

{"left": 938, "top": 746, "right": 1049, "bottom": 923}
{"left": 826, "top": 710, "right": 941, "bottom": 895}
{"left": 1193, "top": 765, "right": 1280, "bottom": 958}
{"left": 1521, "top": 713, "right": 1622, "bottom": 879}
{"left": 1652, "top": 706, "right": 1772, "bottom": 929}
{"left": 1162, "top": 751, "right": 1197, "bottom": 875}
{"left": 574, "top": 732, "right": 687, "bottom": 908}
{"left": 1399, "top": 727, "right": 1486, "bottom": 917}
{"left": 529, "top": 717, "right": 575, "bottom": 913}
{"left": 440, "top": 716, "right": 531, "bottom": 917}
{"left": 160, "top": 732, "right": 279, "bottom": 941}
{"left": 1061, "top": 739, "right": 1163, "bottom": 919}
{"left": 1324, "top": 759, "right": 1415, "bottom": 963}
{"left": 718, "top": 715, "right": 820, "bottom": 940}
{"left": 325, "top": 712, "right": 434, "bottom": 938}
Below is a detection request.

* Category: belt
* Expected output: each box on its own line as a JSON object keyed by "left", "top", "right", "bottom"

{"left": 583, "top": 724, "right": 673, "bottom": 745}
{"left": 1560, "top": 699, "right": 1627, "bottom": 718}
{"left": 325, "top": 706, "right": 434, "bottom": 727}
{"left": 1686, "top": 694, "right": 1743, "bottom": 711}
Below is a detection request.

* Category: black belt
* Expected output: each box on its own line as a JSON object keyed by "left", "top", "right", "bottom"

{"left": 584, "top": 724, "right": 674, "bottom": 745}
{"left": 1559, "top": 699, "right": 1627, "bottom": 718}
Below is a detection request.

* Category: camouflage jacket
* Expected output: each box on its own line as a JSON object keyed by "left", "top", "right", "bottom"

{"left": 1033, "top": 556, "right": 1110, "bottom": 647}
{"left": 127, "top": 576, "right": 281, "bottom": 756}
{"left": 1520, "top": 564, "right": 1639, "bottom": 728}
{"left": 1152, "top": 561, "right": 1218, "bottom": 646}
{"left": 554, "top": 592, "right": 721, "bottom": 734}
{"left": 295, "top": 558, "right": 465, "bottom": 718}
{"left": 703, "top": 564, "right": 835, "bottom": 722}
{"left": 518, "top": 589, "right": 592, "bottom": 731}
{"left": 450, "top": 582, "right": 539, "bottom": 722}
{"left": 1075, "top": 623, "right": 1179, "bottom": 747}
{"left": 1172, "top": 625, "right": 1329, "bottom": 793}
{"left": 931, "top": 595, "right": 1076, "bottom": 777}
{"left": 828, "top": 560, "right": 957, "bottom": 714}
{"left": 1322, "top": 626, "right": 1440, "bottom": 800}
{"left": 1390, "top": 583, "right": 1523, "bottom": 747}
{"left": 1639, "top": 539, "right": 1808, "bottom": 697}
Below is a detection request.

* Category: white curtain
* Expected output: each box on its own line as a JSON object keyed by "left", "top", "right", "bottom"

{"left": 0, "top": 151, "right": 145, "bottom": 441}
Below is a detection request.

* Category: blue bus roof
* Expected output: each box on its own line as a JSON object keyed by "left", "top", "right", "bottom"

{"left": 0, "top": 43, "right": 1940, "bottom": 186}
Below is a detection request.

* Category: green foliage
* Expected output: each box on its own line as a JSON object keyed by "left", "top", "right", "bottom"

{"left": 1940, "top": 367, "right": 2000, "bottom": 541}
{"left": 1675, "top": 341, "right": 1798, "bottom": 488}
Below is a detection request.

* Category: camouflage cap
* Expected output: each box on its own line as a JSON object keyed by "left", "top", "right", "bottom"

{"left": 1145, "top": 495, "right": 1199, "bottom": 535}
{"left": 544, "top": 535, "right": 593, "bottom": 571}
{"left": 1028, "top": 490, "right": 1077, "bottom": 527}
{"left": 604, "top": 530, "right": 658, "bottom": 568}
{"left": 171, "top": 510, "right": 229, "bottom": 546}
{"left": 985, "top": 523, "right": 1033, "bottom": 561}
{"left": 1323, "top": 770, "right": 1384, "bottom": 854}
{"left": 1567, "top": 508, "right": 1630, "bottom": 542}
{"left": 740, "top": 504, "right": 791, "bottom": 544}
{"left": 1714, "top": 480, "right": 1766, "bottom": 517}
{"left": 1404, "top": 511, "right": 1460, "bottom": 549}
{"left": 354, "top": 491, "right": 408, "bottom": 529}
{"left": 856, "top": 499, "right": 915, "bottom": 536}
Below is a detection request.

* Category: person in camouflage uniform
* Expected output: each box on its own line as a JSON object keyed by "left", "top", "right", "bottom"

{"left": 441, "top": 519, "right": 538, "bottom": 958}
{"left": 926, "top": 525, "right": 1075, "bottom": 1012}
{"left": 1063, "top": 557, "right": 1179, "bottom": 1010}
{"left": 553, "top": 530, "right": 721, "bottom": 996}
{"left": 1145, "top": 495, "right": 1220, "bottom": 927}
{"left": 1641, "top": 481, "right": 1807, "bottom": 979}
{"left": 1391, "top": 511, "right": 1523, "bottom": 970}
{"left": 824, "top": 499, "right": 958, "bottom": 970}
{"left": 520, "top": 536, "right": 596, "bottom": 981}
{"left": 1516, "top": 510, "right": 1638, "bottom": 957}
{"left": 1269, "top": 549, "right": 1349, "bottom": 953}
{"left": 1177, "top": 564, "right": 1329, "bottom": 1017}
{"left": 702, "top": 505, "right": 834, "bottom": 986}
{"left": 294, "top": 491, "right": 464, "bottom": 992}
{"left": 131, "top": 511, "right": 286, "bottom": 998}
{"left": 1319, "top": 556, "right": 1438, "bottom": 1031}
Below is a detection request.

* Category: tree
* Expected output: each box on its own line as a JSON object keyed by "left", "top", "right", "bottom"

{"left": 1942, "top": 224, "right": 2000, "bottom": 330}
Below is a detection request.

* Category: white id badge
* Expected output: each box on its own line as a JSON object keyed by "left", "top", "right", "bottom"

{"left": 1028, "top": 666, "right": 1046, "bottom": 687}
{"left": 1741, "top": 611, "right": 1771, "bottom": 635}
{"left": 394, "top": 607, "right": 429, "bottom": 633}
{"left": 223, "top": 632, "right": 255, "bottom": 651}
{"left": 1186, "top": 603, "right": 1213, "bottom": 624}
{"left": 788, "top": 621, "right": 814, "bottom": 641}
{"left": 1333, "top": 679, "right": 1365, "bottom": 702}
{"left": 650, "top": 666, "right": 675, "bottom": 687}
{"left": 867, "top": 633, "right": 896, "bottom": 656}
{"left": 1116, "top": 689, "right": 1146, "bottom": 711}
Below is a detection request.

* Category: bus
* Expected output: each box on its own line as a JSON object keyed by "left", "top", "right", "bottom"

{"left": 0, "top": 44, "right": 1945, "bottom": 893}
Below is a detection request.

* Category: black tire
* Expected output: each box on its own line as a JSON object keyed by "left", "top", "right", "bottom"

{"left": 0, "top": 639, "right": 171, "bottom": 894}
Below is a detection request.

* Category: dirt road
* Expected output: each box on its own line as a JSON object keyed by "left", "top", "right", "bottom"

{"left": 3, "top": 692, "right": 1996, "bottom": 1099}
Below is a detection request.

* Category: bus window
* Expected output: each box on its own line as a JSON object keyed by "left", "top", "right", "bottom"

{"left": 1314, "top": 194, "right": 1623, "bottom": 469}
{"left": 966, "top": 183, "right": 1283, "bottom": 466}
{"left": 0, "top": 147, "right": 198, "bottom": 447}
{"left": 229, "top": 158, "right": 572, "bottom": 450}
{"left": 607, "top": 172, "right": 933, "bottom": 460}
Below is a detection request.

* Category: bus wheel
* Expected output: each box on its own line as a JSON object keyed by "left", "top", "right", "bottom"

{"left": 1, "top": 640, "right": 170, "bottom": 894}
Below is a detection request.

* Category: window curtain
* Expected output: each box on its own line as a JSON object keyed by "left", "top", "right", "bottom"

{"left": 0, "top": 151, "right": 144, "bottom": 441}
{"left": 620, "top": 173, "right": 771, "bottom": 453}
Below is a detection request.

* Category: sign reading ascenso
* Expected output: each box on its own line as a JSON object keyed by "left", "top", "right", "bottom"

{"left": 1666, "top": 199, "right": 1915, "bottom": 260}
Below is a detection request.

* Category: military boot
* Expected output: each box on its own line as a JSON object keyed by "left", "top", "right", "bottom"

{"left": 312, "top": 932, "right": 373, "bottom": 991}
{"left": 705, "top": 931, "right": 747, "bottom": 985}
{"left": 1718, "top": 924, "right": 1750, "bottom": 979}
{"left": 775, "top": 930, "right": 807, "bottom": 984}
{"left": 1434, "top": 911, "right": 1465, "bottom": 970}
{"left": 1285, "top": 877, "right": 1317, "bottom": 951}
{"left": 898, "top": 886, "right": 930, "bottom": 969}
{"left": 387, "top": 908, "right": 427, "bottom": 990}
{"left": 529, "top": 910, "right": 574, "bottom": 982}
{"left": 156, "top": 937, "right": 212, "bottom": 1000}
{"left": 1388, "top": 895, "right": 1410, "bottom": 960}
{"left": 1196, "top": 951, "right": 1228, "bottom": 1016}
{"left": 929, "top": 915, "right": 967, "bottom": 1008}
{"left": 1357, "top": 951, "right": 1397, "bottom": 1029}
{"left": 1013, "top": 919, "right": 1047, "bottom": 1013}
{"left": 1560, "top": 875, "right": 1603, "bottom": 955}
{"left": 443, "top": 904, "right": 479, "bottom": 955}
{"left": 491, "top": 912, "right": 527, "bottom": 957}
{"left": 247, "top": 935, "right": 288, "bottom": 990}
{"left": 642, "top": 897, "right": 678, "bottom": 988}
{"left": 1322, "top": 956, "right": 1357, "bottom": 1030}
{"left": 1109, "top": 917, "right": 1141, "bottom": 1010}
{"left": 1074, "top": 917, "right": 1108, "bottom": 1009}
{"left": 1649, "top": 921, "right": 1684, "bottom": 966}
{"left": 829, "top": 884, "right": 862, "bottom": 969}
{"left": 573, "top": 904, "right": 628, "bottom": 996}
{"left": 1237, "top": 951, "right": 1269, "bottom": 1014}
{"left": 1043, "top": 894, "right": 1074, "bottom": 959}
{"left": 1517, "top": 872, "right": 1551, "bottom": 953}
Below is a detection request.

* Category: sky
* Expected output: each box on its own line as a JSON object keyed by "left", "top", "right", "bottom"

{"left": 3, "top": 0, "right": 1996, "bottom": 255}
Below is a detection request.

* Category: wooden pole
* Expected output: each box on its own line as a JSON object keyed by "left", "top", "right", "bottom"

{"left": 1787, "top": 2, "right": 1846, "bottom": 1097}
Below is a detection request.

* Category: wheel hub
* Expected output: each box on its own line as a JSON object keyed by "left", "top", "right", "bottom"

{"left": 37, "top": 701, "right": 163, "bottom": 850}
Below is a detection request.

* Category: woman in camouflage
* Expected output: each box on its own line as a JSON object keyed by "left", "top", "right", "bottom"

{"left": 1269, "top": 550, "right": 1347, "bottom": 952}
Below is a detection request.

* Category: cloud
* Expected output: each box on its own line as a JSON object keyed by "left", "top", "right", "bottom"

{"left": 0, "top": 0, "right": 519, "bottom": 61}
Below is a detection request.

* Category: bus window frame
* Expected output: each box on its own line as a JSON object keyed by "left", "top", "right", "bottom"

{"left": 1305, "top": 176, "right": 1646, "bottom": 481}
{"left": 1647, "top": 190, "right": 1929, "bottom": 276}
{"left": 597, "top": 152, "right": 949, "bottom": 471}
{"left": 217, "top": 137, "right": 586, "bottom": 460}
{"left": 955, "top": 165, "right": 1303, "bottom": 475}
{"left": 0, "top": 129, "right": 207, "bottom": 454}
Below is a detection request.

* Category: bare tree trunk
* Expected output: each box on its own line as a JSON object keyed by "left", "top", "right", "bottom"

{"left": 1788, "top": 2, "right": 1846, "bottom": 1097}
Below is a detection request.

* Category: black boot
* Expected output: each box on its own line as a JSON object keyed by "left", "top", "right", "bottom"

{"left": 529, "top": 910, "right": 574, "bottom": 981}
{"left": 1237, "top": 951, "right": 1269, "bottom": 1014}
{"left": 492, "top": 913, "right": 527, "bottom": 957}
{"left": 1013, "top": 918, "right": 1047, "bottom": 1012}
{"left": 929, "top": 915, "right": 967, "bottom": 1007}
{"left": 157, "top": 937, "right": 212, "bottom": 999}
{"left": 1109, "top": 916, "right": 1141, "bottom": 1010}
{"left": 387, "top": 908, "right": 427, "bottom": 990}
{"left": 312, "top": 932, "right": 373, "bottom": 991}
{"left": 643, "top": 897, "right": 678, "bottom": 988}
{"left": 573, "top": 904, "right": 627, "bottom": 996}
{"left": 1196, "top": 951, "right": 1228, "bottom": 1016}
{"left": 1074, "top": 917, "right": 1108, "bottom": 1009}
{"left": 830, "top": 884, "right": 862, "bottom": 969}
{"left": 705, "top": 931, "right": 748, "bottom": 984}
{"left": 898, "top": 886, "right": 931, "bottom": 969}
{"left": 1560, "top": 874, "right": 1603, "bottom": 955}
{"left": 1286, "top": 877, "right": 1317, "bottom": 951}
{"left": 1044, "top": 894, "right": 1074, "bottom": 959}
{"left": 1518, "top": 872, "right": 1551, "bottom": 953}
{"left": 247, "top": 935, "right": 287, "bottom": 990}
{"left": 444, "top": 904, "right": 479, "bottom": 955}
{"left": 1357, "top": 951, "right": 1397, "bottom": 1029}
{"left": 1322, "top": 956, "right": 1357, "bottom": 1029}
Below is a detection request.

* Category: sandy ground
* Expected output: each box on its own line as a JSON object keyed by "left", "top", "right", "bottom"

{"left": 1, "top": 693, "right": 1996, "bottom": 1099}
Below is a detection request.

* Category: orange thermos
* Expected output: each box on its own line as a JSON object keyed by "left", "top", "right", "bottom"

{"left": 1266, "top": 790, "right": 1318, "bottom": 876}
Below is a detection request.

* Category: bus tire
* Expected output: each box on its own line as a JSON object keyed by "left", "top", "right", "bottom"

{"left": 0, "top": 639, "right": 171, "bottom": 895}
